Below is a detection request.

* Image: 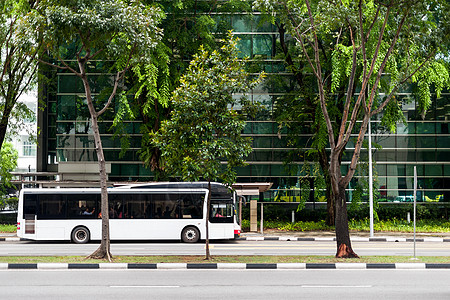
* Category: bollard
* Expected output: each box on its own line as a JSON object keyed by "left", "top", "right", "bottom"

{"left": 407, "top": 212, "right": 410, "bottom": 223}
{"left": 292, "top": 210, "right": 295, "bottom": 223}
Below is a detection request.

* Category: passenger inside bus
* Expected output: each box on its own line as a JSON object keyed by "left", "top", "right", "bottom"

{"left": 82, "top": 207, "right": 95, "bottom": 215}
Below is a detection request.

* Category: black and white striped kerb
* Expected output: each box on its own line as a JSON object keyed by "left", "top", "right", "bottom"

{"left": 1, "top": 237, "right": 449, "bottom": 242}
{"left": 1, "top": 263, "right": 449, "bottom": 270}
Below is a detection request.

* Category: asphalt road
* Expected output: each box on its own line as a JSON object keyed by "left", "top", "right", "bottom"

{"left": 0, "top": 240, "right": 449, "bottom": 256}
{"left": 0, "top": 269, "right": 449, "bottom": 299}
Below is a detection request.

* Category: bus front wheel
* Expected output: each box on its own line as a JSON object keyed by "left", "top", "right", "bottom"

{"left": 181, "top": 226, "right": 200, "bottom": 243}
{"left": 71, "top": 226, "right": 90, "bottom": 244}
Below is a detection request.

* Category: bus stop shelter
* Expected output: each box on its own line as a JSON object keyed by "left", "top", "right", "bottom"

{"left": 232, "top": 183, "right": 272, "bottom": 232}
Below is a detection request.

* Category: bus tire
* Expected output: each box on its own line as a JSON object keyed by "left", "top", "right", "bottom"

{"left": 181, "top": 226, "right": 200, "bottom": 243}
{"left": 71, "top": 226, "right": 90, "bottom": 244}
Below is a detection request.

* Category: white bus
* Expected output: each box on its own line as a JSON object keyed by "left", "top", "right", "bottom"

{"left": 17, "top": 182, "right": 241, "bottom": 243}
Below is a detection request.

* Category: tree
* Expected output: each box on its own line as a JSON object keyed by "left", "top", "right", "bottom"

{"left": 0, "top": 0, "right": 38, "bottom": 154}
{"left": 137, "top": 0, "right": 251, "bottom": 175}
{"left": 0, "top": 142, "right": 18, "bottom": 209}
{"left": 152, "top": 33, "right": 263, "bottom": 259}
{"left": 255, "top": 0, "right": 450, "bottom": 257}
{"left": 22, "top": 0, "right": 163, "bottom": 260}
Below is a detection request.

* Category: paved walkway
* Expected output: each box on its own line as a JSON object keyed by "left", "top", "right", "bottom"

{"left": 239, "top": 229, "right": 450, "bottom": 242}
{"left": 242, "top": 229, "right": 450, "bottom": 239}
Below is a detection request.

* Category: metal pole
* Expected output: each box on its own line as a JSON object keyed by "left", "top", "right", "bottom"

{"left": 239, "top": 196, "right": 243, "bottom": 227}
{"left": 260, "top": 203, "right": 264, "bottom": 234}
{"left": 414, "top": 166, "right": 417, "bottom": 259}
{"left": 368, "top": 119, "right": 374, "bottom": 237}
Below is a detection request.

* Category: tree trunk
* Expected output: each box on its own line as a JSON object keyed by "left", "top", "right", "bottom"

{"left": 205, "top": 181, "right": 211, "bottom": 260}
{"left": 318, "top": 148, "right": 334, "bottom": 226}
{"left": 86, "top": 112, "right": 112, "bottom": 261}
{"left": 334, "top": 184, "right": 359, "bottom": 258}
{"left": 0, "top": 116, "right": 8, "bottom": 150}
{"left": 78, "top": 61, "right": 112, "bottom": 261}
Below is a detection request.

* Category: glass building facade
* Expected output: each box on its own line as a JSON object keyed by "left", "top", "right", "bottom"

{"left": 37, "top": 11, "right": 450, "bottom": 203}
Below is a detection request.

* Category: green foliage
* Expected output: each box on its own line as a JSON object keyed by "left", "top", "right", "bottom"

{"left": 331, "top": 44, "right": 354, "bottom": 94}
{"left": 22, "top": 0, "right": 165, "bottom": 162}
{"left": 23, "top": 0, "right": 164, "bottom": 65}
{"left": 0, "top": 143, "right": 17, "bottom": 185}
{"left": 349, "top": 218, "right": 450, "bottom": 233}
{"left": 0, "top": 143, "right": 18, "bottom": 209}
{"left": 0, "top": 224, "right": 16, "bottom": 232}
{"left": 151, "top": 33, "right": 263, "bottom": 184}
{"left": 412, "top": 61, "right": 450, "bottom": 118}
{"left": 276, "top": 220, "right": 333, "bottom": 231}
{"left": 0, "top": 0, "right": 38, "bottom": 147}
{"left": 242, "top": 218, "right": 450, "bottom": 233}
{"left": 380, "top": 98, "right": 406, "bottom": 133}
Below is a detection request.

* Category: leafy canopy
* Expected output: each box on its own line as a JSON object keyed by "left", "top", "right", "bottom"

{"left": 22, "top": 0, "right": 163, "bottom": 65}
{"left": 152, "top": 33, "right": 263, "bottom": 184}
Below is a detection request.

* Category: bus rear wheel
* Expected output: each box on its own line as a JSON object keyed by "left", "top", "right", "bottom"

{"left": 181, "top": 226, "right": 200, "bottom": 243}
{"left": 71, "top": 226, "right": 90, "bottom": 244}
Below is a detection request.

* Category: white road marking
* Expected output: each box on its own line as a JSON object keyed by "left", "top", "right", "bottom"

{"left": 302, "top": 285, "right": 372, "bottom": 288}
{"left": 110, "top": 285, "right": 180, "bottom": 288}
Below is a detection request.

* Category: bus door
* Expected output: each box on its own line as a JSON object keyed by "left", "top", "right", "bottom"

{"left": 209, "top": 202, "right": 234, "bottom": 238}
{"left": 23, "top": 194, "right": 37, "bottom": 238}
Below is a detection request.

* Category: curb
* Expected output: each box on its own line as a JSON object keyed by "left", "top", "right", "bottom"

{"left": 0, "top": 263, "right": 449, "bottom": 270}
{"left": 0, "top": 238, "right": 27, "bottom": 242}
{"left": 2, "top": 237, "right": 449, "bottom": 243}
{"left": 238, "top": 237, "right": 450, "bottom": 243}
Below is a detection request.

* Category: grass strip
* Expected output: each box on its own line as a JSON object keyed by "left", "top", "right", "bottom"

{"left": 0, "top": 255, "right": 449, "bottom": 264}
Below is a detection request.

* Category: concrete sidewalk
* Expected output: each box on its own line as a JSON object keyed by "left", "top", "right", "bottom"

{"left": 2, "top": 230, "right": 450, "bottom": 242}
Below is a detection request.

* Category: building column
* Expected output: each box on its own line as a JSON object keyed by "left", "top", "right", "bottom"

{"left": 250, "top": 199, "right": 257, "bottom": 232}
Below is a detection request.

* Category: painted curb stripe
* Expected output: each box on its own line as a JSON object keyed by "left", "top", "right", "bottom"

{"left": 369, "top": 238, "right": 387, "bottom": 242}
{"left": 246, "top": 237, "right": 265, "bottom": 241}
{"left": 277, "top": 263, "right": 306, "bottom": 269}
{"left": 395, "top": 263, "right": 426, "bottom": 269}
{"left": 68, "top": 264, "right": 99, "bottom": 269}
{"left": 186, "top": 263, "right": 217, "bottom": 269}
{"left": 2, "top": 263, "right": 450, "bottom": 270}
{"left": 366, "top": 263, "right": 396, "bottom": 269}
{"left": 8, "top": 264, "right": 37, "bottom": 269}
{"left": 335, "top": 263, "right": 366, "bottom": 269}
{"left": 217, "top": 263, "right": 246, "bottom": 269}
{"left": 246, "top": 263, "right": 277, "bottom": 269}
{"left": 279, "top": 237, "right": 295, "bottom": 241}
{"left": 425, "top": 264, "right": 450, "bottom": 269}
{"left": 406, "top": 238, "right": 424, "bottom": 242}
{"left": 314, "top": 237, "right": 336, "bottom": 241}
{"left": 38, "top": 263, "right": 69, "bottom": 269}
{"left": 306, "top": 263, "right": 336, "bottom": 269}
{"left": 99, "top": 263, "right": 128, "bottom": 269}
{"left": 127, "top": 263, "right": 157, "bottom": 269}
{"left": 386, "top": 237, "right": 406, "bottom": 242}
{"left": 2, "top": 237, "right": 449, "bottom": 243}
{"left": 157, "top": 263, "right": 187, "bottom": 269}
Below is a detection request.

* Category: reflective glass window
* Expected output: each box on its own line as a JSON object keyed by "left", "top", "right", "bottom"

{"left": 57, "top": 95, "right": 77, "bottom": 120}
{"left": 416, "top": 136, "right": 436, "bottom": 148}
{"left": 416, "top": 122, "right": 435, "bottom": 134}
